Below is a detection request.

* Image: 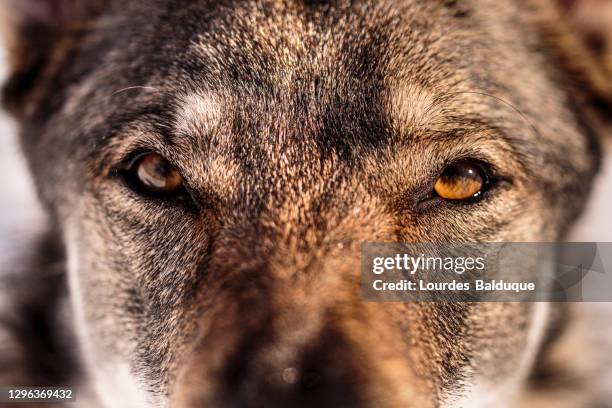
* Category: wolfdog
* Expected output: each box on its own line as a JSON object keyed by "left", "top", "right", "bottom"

{"left": 0, "top": 0, "right": 611, "bottom": 407}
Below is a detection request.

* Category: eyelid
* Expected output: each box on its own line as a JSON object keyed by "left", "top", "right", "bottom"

{"left": 114, "top": 150, "right": 180, "bottom": 183}
{"left": 106, "top": 149, "right": 156, "bottom": 177}
{"left": 123, "top": 150, "right": 161, "bottom": 170}
{"left": 410, "top": 159, "right": 505, "bottom": 213}
{"left": 113, "top": 150, "right": 201, "bottom": 212}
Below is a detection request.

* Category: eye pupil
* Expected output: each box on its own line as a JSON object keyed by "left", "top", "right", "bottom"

{"left": 434, "top": 161, "right": 485, "bottom": 201}
{"left": 133, "top": 153, "right": 183, "bottom": 193}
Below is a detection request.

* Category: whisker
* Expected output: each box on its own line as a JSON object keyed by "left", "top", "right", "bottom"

{"left": 448, "top": 90, "right": 542, "bottom": 139}
{"left": 111, "top": 86, "right": 159, "bottom": 97}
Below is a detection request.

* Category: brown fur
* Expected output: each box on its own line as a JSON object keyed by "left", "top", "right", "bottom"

{"left": 0, "top": 0, "right": 610, "bottom": 407}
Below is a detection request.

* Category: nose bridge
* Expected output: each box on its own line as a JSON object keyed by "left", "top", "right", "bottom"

{"left": 170, "top": 177, "right": 424, "bottom": 406}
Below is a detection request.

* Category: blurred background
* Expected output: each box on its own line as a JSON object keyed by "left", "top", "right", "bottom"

{"left": 0, "top": 43, "right": 611, "bottom": 264}
{"left": 0, "top": 45, "right": 45, "bottom": 268}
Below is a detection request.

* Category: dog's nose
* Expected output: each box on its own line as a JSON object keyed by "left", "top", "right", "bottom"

{"left": 171, "top": 297, "right": 430, "bottom": 408}
{"left": 172, "top": 324, "right": 371, "bottom": 408}
{"left": 171, "top": 244, "right": 428, "bottom": 408}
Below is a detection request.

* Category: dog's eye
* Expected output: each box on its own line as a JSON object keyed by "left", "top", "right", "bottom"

{"left": 434, "top": 160, "right": 486, "bottom": 201}
{"left": 128, "top": 153, "right": 183, "bottom": 193}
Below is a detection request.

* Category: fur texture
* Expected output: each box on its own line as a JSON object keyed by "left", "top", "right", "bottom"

{"left": 0, "top": 0, "right": 611, "bottom": 407}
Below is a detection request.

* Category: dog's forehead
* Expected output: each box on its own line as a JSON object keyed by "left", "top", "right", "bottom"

{"left": 179, "top": 1, "right": 400, "bottom": 81}
{"left": 163, "top": 1, "right": 462, "bottom": 154}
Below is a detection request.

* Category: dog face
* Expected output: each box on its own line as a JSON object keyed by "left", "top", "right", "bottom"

{"left": 1, "top": 0, "right": 610, "bottom": 407}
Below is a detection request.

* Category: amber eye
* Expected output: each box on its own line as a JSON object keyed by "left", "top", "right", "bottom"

{"left": 434, "top": 161, "right": 486, "bottom": 201}
{"left": 129, "top": 153, "right": 183, "bottom": 193}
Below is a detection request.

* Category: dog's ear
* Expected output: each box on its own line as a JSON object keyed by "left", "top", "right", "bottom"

{"left": 0, "top": 0, "right": 106, "bottom": 117}
{"left": 531, "top": 0, "right": 612, "bottom": 136}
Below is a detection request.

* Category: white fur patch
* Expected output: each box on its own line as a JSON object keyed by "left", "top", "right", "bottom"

{"left": 174, "top": 92, "right": 222, "bottom": 138}
{"left": 64, "top": 220, "right": 160, "bottom": 408}
{"left": 447, "top": 301, "right": 550, "bottom": 408}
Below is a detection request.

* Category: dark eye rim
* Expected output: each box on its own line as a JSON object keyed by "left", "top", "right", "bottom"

{"left": 115, "top": 150, "right": 199, "bottom": 210}
{"left": 416, "top": 158, "right": 501, "bottom": 211}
